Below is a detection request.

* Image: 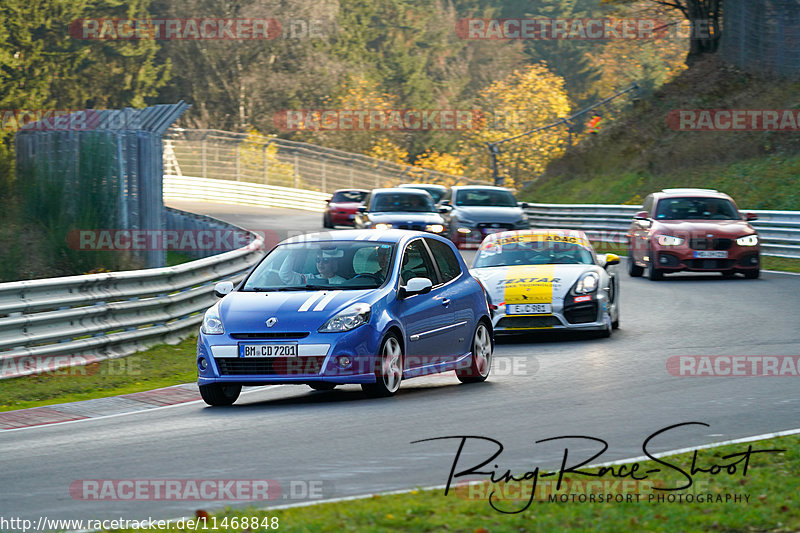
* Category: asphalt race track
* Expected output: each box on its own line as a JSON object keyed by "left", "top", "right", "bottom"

{"left": 2, "top": 201, "right": 799, "bottom": 525}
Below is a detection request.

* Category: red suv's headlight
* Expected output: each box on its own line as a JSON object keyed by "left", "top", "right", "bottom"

{"left": 656, "top": 234, "right": 685, "bottom": 246}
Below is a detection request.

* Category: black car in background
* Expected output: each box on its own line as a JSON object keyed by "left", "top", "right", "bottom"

{"left": 397, "top": 183, "right": 448, "bottom": 204}
{"left": 438, "top": 185, "right": 530, "bottom": 247}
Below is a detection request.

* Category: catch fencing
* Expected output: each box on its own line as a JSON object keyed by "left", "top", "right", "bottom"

{"left": 15, "top": 103, "right": 190, "bottom": 269}
{"left": 163, "top": 128, "right": 488, "bottom": 194}
{"left": 722, "top": 0, "right": 800, "bottom": 79}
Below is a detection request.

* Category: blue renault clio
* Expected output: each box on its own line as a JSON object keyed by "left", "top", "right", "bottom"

{"left": 197, "top": 230, "right": 493, "bottom": 405}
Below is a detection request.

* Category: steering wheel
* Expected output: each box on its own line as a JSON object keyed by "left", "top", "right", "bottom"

{"left": 352, "top": 272, "right": 383, "bottom": 283}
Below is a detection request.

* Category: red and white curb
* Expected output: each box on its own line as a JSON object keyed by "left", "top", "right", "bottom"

{"left": 0, "top": 383, "right": 203, "bottom": 430}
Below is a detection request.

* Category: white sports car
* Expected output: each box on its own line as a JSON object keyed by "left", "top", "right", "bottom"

{"left": 470, "top": 229, "right": 621, "bottom": 337}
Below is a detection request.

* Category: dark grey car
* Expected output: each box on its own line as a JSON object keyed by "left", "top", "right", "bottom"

{"left": 438, "top": 186, "right": 530, "bottom": 247}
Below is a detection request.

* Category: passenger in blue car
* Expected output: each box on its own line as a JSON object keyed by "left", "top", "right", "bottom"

{"left": 279, "top": 248, "right": 347, "bottom": 286}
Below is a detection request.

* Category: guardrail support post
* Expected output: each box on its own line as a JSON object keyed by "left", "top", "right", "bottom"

{"left": 262, "top": 143, "right": 269, "bottom": 185}
{"left": 293, "top": 152, "right": 299, "bottom": 188}
{"left": 201, "top": 138, "right": 207, "bottom": 179}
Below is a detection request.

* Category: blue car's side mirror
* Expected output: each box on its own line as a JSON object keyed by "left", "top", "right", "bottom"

{"left": 398, "top": 277, "right": 432, "bottom": 298}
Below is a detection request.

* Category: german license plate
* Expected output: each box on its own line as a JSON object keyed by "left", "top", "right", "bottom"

{"left": 507, "top": 304, "right": 552, "bottom": 315}
{"left": 693, "top": 251, "right": 728, "bottom": 258}
{"left": 240, "top": 344, "right": 298, "bottom": 357}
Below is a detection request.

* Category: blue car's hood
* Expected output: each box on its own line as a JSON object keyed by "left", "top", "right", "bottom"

{"left": 218, "top": 289, "right": 374, "bottom": 333}
{"left": 454, "top": 206, "right": 525, "bottom": 223}
{"left": 368, "top": 212, "right": 444, "bottom": 224}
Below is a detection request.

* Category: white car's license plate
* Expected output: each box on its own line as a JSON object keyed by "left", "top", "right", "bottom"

{"left": 693, "top": 251, "right": 728, "bottom": 258}
{"left": 240, "top": 344, "right": 298, "bottom": 357}
{"left": 507, "top": 304, "right": 552, "bottom": 315}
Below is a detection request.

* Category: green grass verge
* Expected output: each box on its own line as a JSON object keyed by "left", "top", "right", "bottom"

{"left": 0, "top": 336, "right": 197, "bottom": 412}
{"left": 96, "top": 433, "right": 799, "bottom": 532}
{"left": 521, "top": 154, "right": 800, "bottom": 211}
{"left": 167, "top": 251, "right": 197, "bottom": 267}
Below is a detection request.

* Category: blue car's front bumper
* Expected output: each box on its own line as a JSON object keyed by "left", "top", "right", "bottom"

{"left": 197, "top": 324, "right": 390, "bottom": 386}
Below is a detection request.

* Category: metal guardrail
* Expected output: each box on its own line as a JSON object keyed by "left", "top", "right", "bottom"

{"left": 524, "top": 203, "right": 800, "bottom": 258}
{"left": 164, "top": 175, "right": 332, "bottom": 212}
{"left": 0, "top": 213, "right": 264, "bottom": 380}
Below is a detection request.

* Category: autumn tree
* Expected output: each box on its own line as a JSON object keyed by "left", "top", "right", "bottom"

{"left": 460, "top": 63, "right": 571, "bottom": 188}
{"left": 412, "top": 149, "right": 467, "bottom": 186}
{"left": 296, "top": 75, "right": 409, "bottom": 163}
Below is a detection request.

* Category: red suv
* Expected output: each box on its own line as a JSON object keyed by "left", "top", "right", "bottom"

{"left": 627, "top": 189, "right": 760, "bottom": 280}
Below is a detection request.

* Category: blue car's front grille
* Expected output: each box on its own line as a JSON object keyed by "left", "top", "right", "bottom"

{"left": 230, "top": 332, "right": 310, "bottom": 339}
{"left": 216, "top": 356, "right": 326, "bottom": 375}
{"left": 396, "top": 224, "right": 426, "bottom": 231}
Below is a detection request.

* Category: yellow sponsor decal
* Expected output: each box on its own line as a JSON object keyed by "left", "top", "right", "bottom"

{"left": 482, "top": 231, "right": 591, "bottom": 250}
{"left": 503, "top": 265, "right": 556, "bottom": 305}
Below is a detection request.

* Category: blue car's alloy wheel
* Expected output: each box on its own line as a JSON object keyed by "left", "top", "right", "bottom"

{"left": 457, "top": 322, "right": 492, "bottom": 384}
{"left": 362, "top": 333, "right": 403, "bottom": 397}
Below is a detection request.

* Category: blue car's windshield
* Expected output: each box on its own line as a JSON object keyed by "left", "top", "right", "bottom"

{"left": 474, "top": 238, "right": 595, "bottom": 267}
{"left": 243, "top": 241, "right": 396, "bottom": 291}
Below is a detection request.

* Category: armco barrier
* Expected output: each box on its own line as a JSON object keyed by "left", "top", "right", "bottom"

{"left": 164, "top": 175, "right": 331, "bottom": 212}
{"left": 524, "top": 203, "right": 800, "bottom": 259}
{"left": 165, "top": 177, "right": 800, "bottom": 259}
{"left": 0, "top": 221, "right": 264, "bottom": 380}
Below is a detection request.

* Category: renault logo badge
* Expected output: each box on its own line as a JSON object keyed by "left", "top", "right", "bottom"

{"left": 266, "top": 317, "right": 278, "bottom": 327}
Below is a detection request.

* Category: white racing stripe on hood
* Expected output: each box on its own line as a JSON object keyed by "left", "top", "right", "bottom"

{"left": 313, "top": 291, "right": 341, "bottom": 311}
{"left": 298, "top": 291, "right": 326, "bottom": 312}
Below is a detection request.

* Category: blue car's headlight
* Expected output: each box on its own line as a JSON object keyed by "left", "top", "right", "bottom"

{"left": 319, "top": 303, "right": 371, "bottom": 332}
{"left": 201, "top": 304, "right": 225, "bottom": 335}
{"left": 574, "top": 272, "right": 599, "bottom": 294}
